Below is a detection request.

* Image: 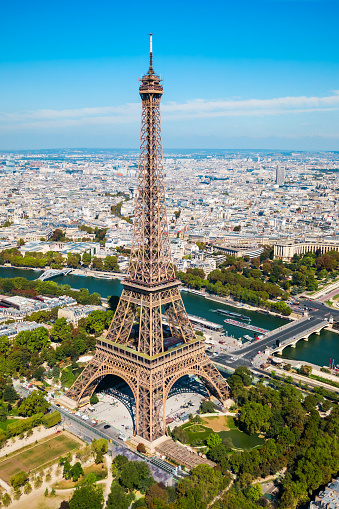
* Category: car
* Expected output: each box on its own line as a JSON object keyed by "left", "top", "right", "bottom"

{"left": 104, "top": 424, "right": 111, "bottom": 429}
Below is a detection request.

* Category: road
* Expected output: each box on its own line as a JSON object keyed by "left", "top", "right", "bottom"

{"left": 212, "top": 316, "right": 328, "bottom": 369}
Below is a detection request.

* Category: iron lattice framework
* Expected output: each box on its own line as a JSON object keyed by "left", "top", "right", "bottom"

{"left": 67, "top": 36, "right": 230, "bottom": 442}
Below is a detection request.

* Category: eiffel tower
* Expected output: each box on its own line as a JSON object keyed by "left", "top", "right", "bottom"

{"left": 67, "top": 35, "right": 230, "bottom": 444}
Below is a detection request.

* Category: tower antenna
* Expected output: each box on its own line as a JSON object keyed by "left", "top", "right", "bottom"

{"left": 149, "top": 33, "right": 153, "bottom": 73}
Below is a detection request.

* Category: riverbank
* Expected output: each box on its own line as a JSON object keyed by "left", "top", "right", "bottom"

{"left": 0, "top": 264, "right": 124, "bottom": 281}
{"left": 193, "top": 290, "right": 298, "bottom": 321}
{"left": 71, "top": 268, "right": 124, "bottom": 280}
{"left": 272, "top": 356, "right": 339, "bottom": 381}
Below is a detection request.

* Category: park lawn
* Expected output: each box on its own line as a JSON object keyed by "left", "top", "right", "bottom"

{"left": 182, "top": 420, "right": 265, "bottom": 450}
{"left": 201, "top": 415, "right": 236, "bottom": 432}
{"left": 0, "top": 418, "right": 19, "bottom": 431}
{"left": 0, "top": 433, "right": 81, "bottom": 483}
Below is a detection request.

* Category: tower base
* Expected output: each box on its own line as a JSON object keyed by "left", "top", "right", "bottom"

{"left": 67, "top": 338, "right": 230, "bottom": 442}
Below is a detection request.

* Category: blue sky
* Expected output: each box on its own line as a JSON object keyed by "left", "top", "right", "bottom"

{"left": 0, "top": 0, "right": 338, "bottom": 150}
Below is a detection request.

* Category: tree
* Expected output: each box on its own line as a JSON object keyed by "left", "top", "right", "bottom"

{"left": 53, "top": 229, "right": 65, "bottom": 241}
{"left": 14, "top": 327, "right": 50, "bottom": 353}
{"left": 92, "top": 257, "right": 104, "bottom": 271}
{"left": 106, "top": 482, "right": 134, "bottom": 509}
{"left": 176, "top": 464, "right": 225, "bottom": 508}
{"left": 303, "top": 394, "right": 317, "bottom": 412}
{"left": 247, "top": 483, "right": 262, "bottom": 501}
{"left": 172, "top": 426, "right": 189, "bottom": 444}
{"left": 71, "top": 462, "right": 84, "bottom": 482}
{"left": 86, "top": 310, "right": 110, "bottom": 336}
{"left": 232, "top": 366, "right": 253, "bottom": 387}
{"left": 112, "top": 454, "right": 129, "bottom": 475}
{"left": 90, "top": 394, "right": 99, "bottom": 405}
{"left": 299, "top": 365, "right": 312, "bottom": 376}
{"left": 0, "top": 335, "right": 10, "bottom": 355}
{"left": 69, "top": 484, "right": 104, "bottom": 509}
{"left": 119, "top": 461, "right": 154, "bottom": 492}
{"left": 67, "top": 253, "right": 81, "bottom": 268}
{"left": 43, "top": 410, "right": 61, "bottom": 428}
{"left": 137, "top": 442, "right": 146, "bottom": 453}
{"left": 3, "top": 385, "right": 19, "bottom": 403}
{"left": 249, "top": 269, "right": 261, "bottom": 279}
{"left": 104, "top": 255, "right": 119, "bottom": 272}
{"left": 33, "top": 366, "right": 45, "bottom": 381}
{"left": 24, "top": 483, "right": 32, "bottom": 495}
{"left": 2, "top": 494, "right": 11, "bottom": 507}
{"left": 50, "top": 318, "right": 72, "bottom": 342}
{"left": 18, "top": 391, "right": 49, "bottom": 417}
{"left": 207, "top": 443, "right": 231, "bottom": 463}
{"left": 82, "top": 252, "right": 91, "bottom": 267}
{"left": 145, "top": 484, "right": 169, "bottom": 509}
{"left": 199, "top": 400, "right": 217, "bottom": 414}
{"left": 92, "top": 438, "right": 108, "bottom": 463}
{"left": 238, "top": 401, "right": 272, "bottom": 435}
{"left": 10, "top": 470, "right": 28, "bottom": 489}
{"left": 0, "top": 406, "right": 7, "bottom": 422}
{"left": 206, "top": 432, "right": 222, "bottom": 448}
{"left": 63, "top": 460, "right": 72, "bottom": 480}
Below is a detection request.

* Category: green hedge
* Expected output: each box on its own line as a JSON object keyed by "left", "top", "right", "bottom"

{"left": 43, "top": 411, "right": 61, "bottom": 428}
{"left": 7, "top": 413, "right": 44, "bottom": 437}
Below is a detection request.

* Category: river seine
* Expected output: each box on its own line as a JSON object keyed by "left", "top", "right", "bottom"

{"left": 1, "top": 266, "right": 338, "bottom": 368}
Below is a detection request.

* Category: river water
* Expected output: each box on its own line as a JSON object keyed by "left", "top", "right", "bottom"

{"left": 0, "top": 266, "right": 338, "bottom": 368}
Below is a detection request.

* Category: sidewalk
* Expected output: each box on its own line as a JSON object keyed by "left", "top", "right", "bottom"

{"left": 0, "top": 424, "right": 63, "bottom": 459}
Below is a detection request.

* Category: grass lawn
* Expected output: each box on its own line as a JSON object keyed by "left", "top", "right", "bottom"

{"left": 0, "top": 433, "right": 81, "bottom": 483}
{"left": 0, "top": 418, "right": 19, "bottom": 431}
{"left": 182, "top": 417, "right": 265, "bottom": 450}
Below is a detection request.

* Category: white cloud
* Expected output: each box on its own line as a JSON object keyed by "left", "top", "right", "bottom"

{"left": 0, "top": 91, "right": 339, "bottom": 131}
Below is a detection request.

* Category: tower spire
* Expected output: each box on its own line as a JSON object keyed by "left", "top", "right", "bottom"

{"left": 149, "top": 33, "right": 153, "bottom": 74}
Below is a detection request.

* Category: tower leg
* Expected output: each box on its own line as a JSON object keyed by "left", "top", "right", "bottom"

{"left": 136, "top": 379, "right": 164, "bottom": 442}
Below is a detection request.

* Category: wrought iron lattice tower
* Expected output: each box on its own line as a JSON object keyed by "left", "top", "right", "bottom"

{"left": 67, "top": 35, "right": 230, "bottom": 443}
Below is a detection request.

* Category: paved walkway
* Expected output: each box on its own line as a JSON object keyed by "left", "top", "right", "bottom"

{"left": 0, "top": 424, "right": 63, "bottom": 459}
{"left": 267, "top": 366, "right": 339, "bottom": 393}
{"left": 0, "top": 476, "right": 11, "bottom": 492}
{"left": 103, "top": 454, "right": 113, "bottom": 502}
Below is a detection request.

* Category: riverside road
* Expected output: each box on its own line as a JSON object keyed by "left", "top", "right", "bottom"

{"left": 212, "top": 301, "right": 339, "bottom": 370}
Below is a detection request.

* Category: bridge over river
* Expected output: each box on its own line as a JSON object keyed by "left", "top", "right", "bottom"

{"left": 37, "top": 268, "right": 73, "bottom": 281}
{"left": 211, "top": 315, "right": 332, "bottom": 370}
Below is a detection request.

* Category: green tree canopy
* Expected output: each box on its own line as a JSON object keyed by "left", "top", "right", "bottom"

{"left": 69, "top": 484, "right": 104, "bottom": 509}
{"left": 104, "top": 255, "right": 119, "bottom": 272}
{"left": 50, "top": 318, "right": 72, "bottom": 342}
{"left": 14, "top": 327, "right": 50, "bottom": 353}
{"left": 119, "top": 461, "right": 154, "bottom": 493}
{"left": 18, "top": 390, "right": 49, "bottom": 417}
{"left": 106, "top": 482, "right": 134, "bottom": 509}
{"left": 206, "top": 432, "right": 222, "bottom": 448}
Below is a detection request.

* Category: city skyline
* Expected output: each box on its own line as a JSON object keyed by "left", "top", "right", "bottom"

{"left": 0, "top": 0, "right": 338, "bottom": 150}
